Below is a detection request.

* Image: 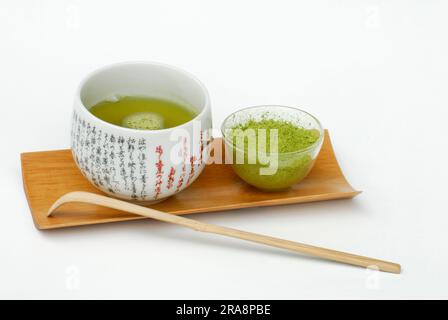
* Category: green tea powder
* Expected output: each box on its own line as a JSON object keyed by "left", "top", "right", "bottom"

{"left": 122, "top": 112, "right": 164, "bottom": 130}
{"left": 230, "top": 119, "right": 320, "bottom": 191}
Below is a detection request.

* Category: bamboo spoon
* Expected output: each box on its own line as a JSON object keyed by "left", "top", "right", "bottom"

{"left": 48, "top": 191, "right": 401, "bottom": 274}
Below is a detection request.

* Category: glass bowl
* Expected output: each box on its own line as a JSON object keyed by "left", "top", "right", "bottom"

{"left": 221, "top": 105, "right": 324, "bottom": 191}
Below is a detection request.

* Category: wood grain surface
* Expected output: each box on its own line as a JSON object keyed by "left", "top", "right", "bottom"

{"left": 21, "top": 130, "right": 361, "bottom": 230}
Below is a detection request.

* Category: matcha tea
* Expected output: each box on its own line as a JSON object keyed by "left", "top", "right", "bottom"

{"left": 229, "top": 119, "right": 321, "bottom": 191}
{"left": 89, "top": 96, "right": 197, "bottom": 130}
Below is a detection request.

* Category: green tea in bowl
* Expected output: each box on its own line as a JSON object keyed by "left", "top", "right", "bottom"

{"left": 221, "top": 106, "right": 323, "bottom": 191}
{"left": 89, "top": 96, "right": 197, "bottom": 130}
{"left": 72, "top": 61, "right": 212, "bottom": 203}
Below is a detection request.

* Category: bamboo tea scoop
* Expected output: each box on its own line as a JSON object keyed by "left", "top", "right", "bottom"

{"left": 48, "top": 191, "right": 401, "bottom": 274}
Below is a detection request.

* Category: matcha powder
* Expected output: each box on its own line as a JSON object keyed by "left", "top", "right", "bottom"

{"left": 229, "top": 118, "right": 321, "bottom": 191}
{"left": 232, "top": 119, "right": 320, "bottom": 153}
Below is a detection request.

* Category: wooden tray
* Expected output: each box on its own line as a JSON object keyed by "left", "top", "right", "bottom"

{"left": 21, "top": 130, "right": 360, "bottom": 230}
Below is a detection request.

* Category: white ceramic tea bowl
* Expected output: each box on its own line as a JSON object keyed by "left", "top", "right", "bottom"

{"left": 71, "top": 62, "right": 212, "bottom": 203}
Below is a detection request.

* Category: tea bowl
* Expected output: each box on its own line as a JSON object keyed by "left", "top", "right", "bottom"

{"left": 71, "top": 62, "right": 212, "bottom": 203}
{"left": 221, "top": 105, "right": 323, "bottom": 191}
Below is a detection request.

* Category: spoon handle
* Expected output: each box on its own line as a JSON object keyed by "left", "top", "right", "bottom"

{"left": 48, "top": 191, "right": 401, "bottom": 274}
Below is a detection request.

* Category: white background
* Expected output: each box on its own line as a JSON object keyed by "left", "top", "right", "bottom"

{"left": 1, "top": 0, "right": 447, "bottom": 299}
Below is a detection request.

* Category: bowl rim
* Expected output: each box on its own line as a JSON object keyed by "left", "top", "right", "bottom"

{"left": 220, "top": 105, "right": 324, "bottom": 156}
{"left": 75, "top": 61, "right": 211, "bottom": 135}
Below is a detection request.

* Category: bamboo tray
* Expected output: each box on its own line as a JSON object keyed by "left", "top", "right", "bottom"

{"left": 21, "top": 130, "right": 360, "bottom": 230}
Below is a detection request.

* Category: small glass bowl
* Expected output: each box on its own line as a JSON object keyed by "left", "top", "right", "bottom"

{"left": 221, "top": 105, "right": 324, "bottom": 191}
